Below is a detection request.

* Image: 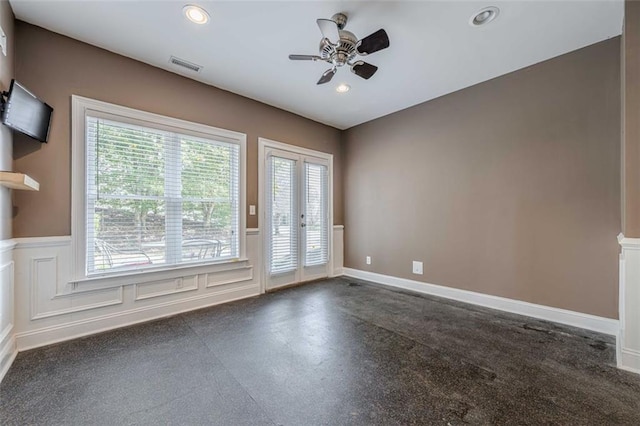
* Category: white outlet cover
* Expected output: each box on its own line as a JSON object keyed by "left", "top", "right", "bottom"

{"left": 412, "top": 261, "right": 423, "bottom": 275}
{"left": 249, "top": 205, "right": 256, "bottom": 215}
{"left": 366, "top": 256, "right": 371, "bottom": 265}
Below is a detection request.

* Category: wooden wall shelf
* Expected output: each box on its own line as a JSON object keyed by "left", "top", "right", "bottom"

{"left": 0, "top": 172, "right": 40, "bottom": 191}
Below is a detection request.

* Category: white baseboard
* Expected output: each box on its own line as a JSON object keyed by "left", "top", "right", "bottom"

{"left": 16, "top": 283, "right": 260, "bottom": 351}
{"left": 343, "top": 268, "right": 619, "bottom": 336}
{"left": 0, "top": 328, "right": 17, "bottom": 383}
{"left": 619, "top": 347, "right": 640, "bottom": 374}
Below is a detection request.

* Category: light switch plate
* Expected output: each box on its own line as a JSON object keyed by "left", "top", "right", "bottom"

{"left": 0, "top": 26, "right": 6, "bottom": 57}
{"left": 249, "top": 205, "right": 256, "bottom": 215}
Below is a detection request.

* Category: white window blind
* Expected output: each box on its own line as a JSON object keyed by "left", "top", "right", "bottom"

{"left": 267, "top": 155, "right": 297, "bottom": 274}
{"left": 85, "top": 115, "right": 240, "bottom": 275}
{"left": 304, "top": 162, "right": 328, "bottom": 266}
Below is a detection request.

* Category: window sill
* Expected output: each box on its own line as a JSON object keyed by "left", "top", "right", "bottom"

{"left": 70, "top": 258, "right": 251, "bottom": 292}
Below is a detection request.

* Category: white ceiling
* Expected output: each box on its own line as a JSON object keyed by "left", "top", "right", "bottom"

{"left": 10, "top": 1, "right": 623, "bottom": 129}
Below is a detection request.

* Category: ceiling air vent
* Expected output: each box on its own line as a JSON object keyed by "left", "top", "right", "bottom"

{"left": 169, "top": 56, "right": 202, "bottom": 73}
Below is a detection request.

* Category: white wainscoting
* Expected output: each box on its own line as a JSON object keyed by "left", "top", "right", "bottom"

{"left": 618, "top": 234, "right": 640, "bottom": 374}
{"left": 0, "top": 226, "right": 343, "bottom": 381}
{"left": 0, "top": 239, "right": 16, "bottom": 383}
{"left": 12, "top": 229, "right": 263, "bottom": 351}
{"left": 344, "top": 268, "right": 620, "bottom": 337}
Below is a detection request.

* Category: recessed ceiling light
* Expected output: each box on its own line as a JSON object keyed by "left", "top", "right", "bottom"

{"left": 183, "top": 4, "right": 210, "bottom": 25}
{"left": 470, "top": 6, "right": 499, "bottom": 27}
{"left": 336, "top": 84, "right": 350, "bottom": 93}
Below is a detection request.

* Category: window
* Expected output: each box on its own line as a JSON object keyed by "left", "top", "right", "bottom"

{"left": 304, "top": 162, "right": 329, "bottom": 267}
{"left": 72, "top": 96, "right": 246, "bottom": 278}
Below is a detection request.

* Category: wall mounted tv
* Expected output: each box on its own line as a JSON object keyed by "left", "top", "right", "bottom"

{"left": 1, "top": 79, "right": 53, "bottom": 143}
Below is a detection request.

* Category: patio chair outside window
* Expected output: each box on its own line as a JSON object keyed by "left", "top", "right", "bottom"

{"left": 182, "top": 239, "right": 223, "bottom": 261}
{"left": 94, "top": 239, "right": 152, "bottom": 270}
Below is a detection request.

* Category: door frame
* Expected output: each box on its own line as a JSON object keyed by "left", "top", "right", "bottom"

{"left": 258, "top": 137, "right": 334, "bottom": 293}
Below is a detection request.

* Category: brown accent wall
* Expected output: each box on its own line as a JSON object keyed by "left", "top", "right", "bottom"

{"left": 0, "top": 0, "right": 13, "bottom": 115}
{"left": 343, "top": 38, "right": 621, "bottom": 319}
{"left": 623, "top": 1, "right": 640, "bottom": 237}
{"left": 12, "top": 22, "right": 343, "bottom": 237}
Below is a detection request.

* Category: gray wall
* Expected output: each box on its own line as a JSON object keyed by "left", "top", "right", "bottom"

{"left": 12, "top": 22, "right": 343, "bottom": 237}
{"left": 343, "top": 38, "right": 621, "bottom": 319}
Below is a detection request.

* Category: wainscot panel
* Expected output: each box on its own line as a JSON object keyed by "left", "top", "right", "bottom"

{"left": 0, "top": 240, "right": 16, "bottom": 383}
{"left": 618, "top": 234, "right": 640, "bottom": 374}
{"left": 134, "top": 275, "right": 199, "bottom": 301}
{"left": 332, "top": 225, "right": 344, "bottom": 277}
{"left": 13, "top": 230, "right": 263, "bottom": 350}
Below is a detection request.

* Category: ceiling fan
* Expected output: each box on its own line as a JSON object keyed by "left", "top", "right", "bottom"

{"left": 289, "top": 13, "right": 390, "bottom": 85}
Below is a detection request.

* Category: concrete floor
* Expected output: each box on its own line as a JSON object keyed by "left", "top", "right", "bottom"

{"left": 2, "top": 277, "right": 639, "bottom": 425}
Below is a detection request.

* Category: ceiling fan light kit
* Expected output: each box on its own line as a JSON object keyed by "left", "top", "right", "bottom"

{"left": 289, "top": 12, "right": 390, "bottom": 85}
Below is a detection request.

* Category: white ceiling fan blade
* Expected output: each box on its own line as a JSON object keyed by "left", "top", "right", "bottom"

{"left": 317, "top": 18, "right": 340, "bottom": 44}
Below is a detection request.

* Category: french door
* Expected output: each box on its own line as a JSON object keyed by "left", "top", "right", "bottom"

{"left": 264, "top": 146, "right": 331, "bottom": 290}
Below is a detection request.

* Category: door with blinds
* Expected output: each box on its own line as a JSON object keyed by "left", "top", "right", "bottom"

{"left": 265, "top": 148, "right": 330, "bottom": 290}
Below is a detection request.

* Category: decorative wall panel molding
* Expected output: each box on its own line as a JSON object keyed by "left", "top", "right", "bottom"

{"left": 0, "top": 246, "right": 16, "bottom": 383}
{"left": 29, "top": 255, "right": 124, "bottom": 320}
{"left": 12, "top": 230, "right": 266, "bottom": 351}
{"left": 205, "top": 266, "right": 253, "bottom": 288}
{"left": 15, "top": 283, "right": 259, "bottom": 351}
{"left": 134, "top": 275, "right": 198, "bottom": 301}
{"left": 332, "top": 225, "right": 344, "bottom": 277}
{"left": 6, "top": 226, "right": 345, "bottom": 359}
{"left": 618, "top": 234, "right": 640, "bottom": 374}
{"left": 0, "top": 262, "right": 15, "bottom": 343}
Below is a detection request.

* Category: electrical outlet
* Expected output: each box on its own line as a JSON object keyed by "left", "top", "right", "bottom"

{"left": 412, "top": 261, "right": 423, "bottom": 275}
{"left": 249, "top": 205, "right": 256, "bottom": 215}
{"left": 366, "top": 256, "right": 371, "bottom": 265}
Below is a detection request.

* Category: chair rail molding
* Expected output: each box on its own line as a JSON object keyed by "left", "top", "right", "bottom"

{"left": 0, "top": 239, "right": 16, "bottom": 254}
{"left": 618, "top": 233, "right": 640, "bottom": 374}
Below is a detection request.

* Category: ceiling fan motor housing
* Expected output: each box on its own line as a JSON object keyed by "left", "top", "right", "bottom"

{"left": 331, "top": 13, "right": 348, "bottom": 30}
{"left": 320, "top": 30, "right": 358, "bottom": 67}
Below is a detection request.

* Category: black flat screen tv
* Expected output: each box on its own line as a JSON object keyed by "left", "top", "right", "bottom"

{"left": 1, "top": 79, "right": 53, "bottom": 143}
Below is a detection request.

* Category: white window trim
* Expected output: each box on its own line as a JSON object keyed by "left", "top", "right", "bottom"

{"left": 71, "top": 95, "right": 247, "bottom": 283}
